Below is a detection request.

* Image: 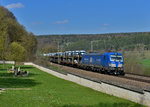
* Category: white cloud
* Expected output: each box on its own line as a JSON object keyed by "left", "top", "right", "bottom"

{"left": 5, "top": 3, "right": 24, "bottom": 9}
{"left": 54, "top": 20, "right": 69, "bottom": 24}
{"left": 99, "top": 24, "right": 109, "bottom": 31}
{"left": 103, "top": 24, "right": 109, "bottom": 26}
{"left": 101, "top": 27, "right": 108, "bottom": 31}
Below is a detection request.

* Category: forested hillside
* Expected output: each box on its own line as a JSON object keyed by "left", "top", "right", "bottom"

{"left": 0, "top": 6, "right": 37, "bottom": 61}
{"left": 37, "top": 32, "right": 150, "bottom": 53}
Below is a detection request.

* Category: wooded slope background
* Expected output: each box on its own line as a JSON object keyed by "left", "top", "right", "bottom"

{"left": 0, "top": 6, "right": 37, "bottom": 61}
{"left": 37, "top": 32, "right": 150, "bottom": 53}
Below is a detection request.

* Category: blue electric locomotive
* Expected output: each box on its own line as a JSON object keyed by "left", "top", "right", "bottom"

{"left": 81, "top": 52, "right": 124, "bottom": 75}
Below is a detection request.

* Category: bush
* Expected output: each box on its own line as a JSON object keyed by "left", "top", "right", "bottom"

{"left": 124, "top": 51, "right": 144, "bottom": 74}
{"left": 33, "top": 55, "right": 49, "bottom": 67}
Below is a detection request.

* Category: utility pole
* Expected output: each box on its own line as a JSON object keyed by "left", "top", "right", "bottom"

{"left": 104, "top": 39, "right": 106, "bottom": 50}
{"left": 91, "top": 41, "right": 93, "bottom": 52}
{"left": 91, "top": 40, "right": 99, "bottom": 52}
{"left": 57, "top": 41, "right": 59, "bottom": 52}
{"left": 60, "top": 45, "right": 63, "bottom": 52}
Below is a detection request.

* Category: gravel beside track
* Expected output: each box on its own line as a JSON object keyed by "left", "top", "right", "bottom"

{"left": 124, "top": 74, "right": 150, "bottom": 83}
{"left": 50, "top": 63, "right": 150, "bottom": 92}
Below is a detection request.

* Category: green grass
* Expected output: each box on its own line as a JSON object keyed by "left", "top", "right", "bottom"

{"left": 0, "top": 64, "right": 145, "bottom": 107}
{"left": 139, "top": 59, "right": 150, "bottom": 75}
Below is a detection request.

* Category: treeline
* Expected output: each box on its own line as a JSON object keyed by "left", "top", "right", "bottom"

{"left": 65, "top": 33, "right": 150, "bottom": 51}
{"left": 37, "top": 32, "right": 150, "bottom": 53}
{"left": 0, "top": 6, "right": 37, "bottom": 62}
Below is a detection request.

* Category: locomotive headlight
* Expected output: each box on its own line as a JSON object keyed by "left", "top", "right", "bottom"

{"left": 109, "top": 63, "right": 111, "bottom": 66}
{"left": 118, "top": 64, "right": 123, "bottom": 67}
{"left": 109, "top": 63, "right": 116, "bottom": 67}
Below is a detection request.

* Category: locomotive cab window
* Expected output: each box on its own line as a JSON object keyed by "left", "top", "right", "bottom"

{"left": 103, "top": 56, "right": 105, "bottom": 59}
{"left": 110, "top": 55, "right": 123, "bottom": 61}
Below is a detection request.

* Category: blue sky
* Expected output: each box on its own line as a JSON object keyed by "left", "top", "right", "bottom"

{"left": 0, "top": 0, "right": 150, "bottom": 35}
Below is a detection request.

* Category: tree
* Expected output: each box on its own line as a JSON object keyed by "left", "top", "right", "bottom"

{"left": 20, "top": 33, "right": 37, "bottom": 61}
{"left": 0, "top": 6, "right": 37, "bottom": 62}
{"left": 0, "top": 9, "right": 9, "bottom": 67}
{"left": 6, "top": 42, "right": 26, "bottom": 67}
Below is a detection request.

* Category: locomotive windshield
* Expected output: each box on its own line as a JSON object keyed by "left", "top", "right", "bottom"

{"left": 110, "top": 55, "right": 123, "bottom": 61}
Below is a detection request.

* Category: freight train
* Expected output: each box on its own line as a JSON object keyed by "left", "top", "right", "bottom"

{"left": 48, "top": 50, "right": 125, "bottom": 76}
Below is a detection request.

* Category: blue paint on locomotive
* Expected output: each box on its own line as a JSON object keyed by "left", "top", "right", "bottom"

{"left": 103, "top": 52, "right": 124, "bottom": 67}
{"left": 81, "top": 52, "right": 124, "bottom": 74}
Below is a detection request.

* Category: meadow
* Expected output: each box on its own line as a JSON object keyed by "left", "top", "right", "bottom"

{"left": 124, "top": 51, "right": 150, "bottom": 76}
{"left": 0, "top": 64, "right": 144, "bottom": 107}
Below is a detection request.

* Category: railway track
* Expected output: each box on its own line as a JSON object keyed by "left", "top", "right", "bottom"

{"left": 119, "top": 74, "right": 150, "bottom": 84}
{"left": 50, "top": 62, "right": 150, "bottom": 92}
{"left": 51, "top": 62, "right": 150, "bottom": 84}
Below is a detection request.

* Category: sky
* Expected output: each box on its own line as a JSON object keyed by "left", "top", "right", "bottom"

{"left": 0, "top": 0, "right": 150, "bottom": 35}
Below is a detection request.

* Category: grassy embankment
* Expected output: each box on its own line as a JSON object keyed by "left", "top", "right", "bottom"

{"left": 140, "top": 59, "right": 150, "bottom": 75}
{"left": 49, "top": 63, "right": 66, "bottom": 73}
{"left": 0, "top": 64, "right": 145, "bottom": 107}
{"left": 124, "top": 51, "right": 150, "bottom": 76}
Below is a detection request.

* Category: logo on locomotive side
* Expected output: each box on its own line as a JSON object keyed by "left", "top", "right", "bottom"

{"left": 90, "top": 57, "right": 93, "bottom": 62}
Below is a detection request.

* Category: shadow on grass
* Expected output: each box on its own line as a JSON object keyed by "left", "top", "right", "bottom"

{"left": 0, "top": 72, "right": 38, "bottom": 78}
{"left": 62, "top": 102, "right": 142, "bottom": 107}
{"left": 0, "top": 68, "right": 40, "bottom": 88}
{"left": 0, "top": 77, "right": 40, "bottom": 88}
{"left": 0, "top": 69, "right": 7, "bottom": 72}
{"left": 20, "top": 66, "right": 34, "bottom": 69}
{"left": 0, "top": 73, "right": 14, "bottom": 77}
